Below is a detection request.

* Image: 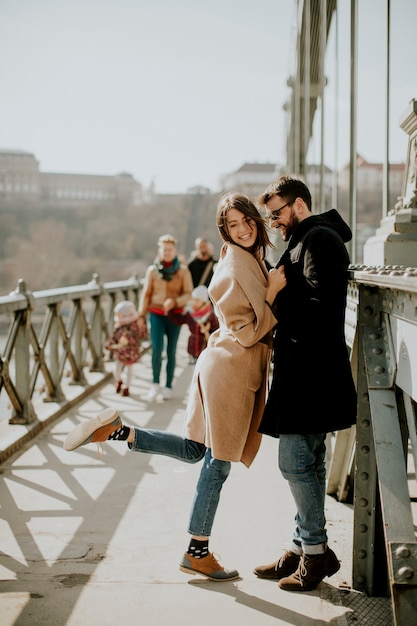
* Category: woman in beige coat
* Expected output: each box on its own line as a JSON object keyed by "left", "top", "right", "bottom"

{"left": 63, "top": 193, "right": 286, "bottom": 582}
{"left": 138, "top": 233, "right": 194, "bottom": 401}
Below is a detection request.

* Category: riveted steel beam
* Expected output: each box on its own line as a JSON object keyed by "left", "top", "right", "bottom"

{"left": 353, "top": 282, "right": 417, "bottom": 625}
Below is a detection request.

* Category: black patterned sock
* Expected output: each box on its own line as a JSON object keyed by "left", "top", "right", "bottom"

{"left": 187, "top": 538, "right": 209, "bottom": 559}
{"left": 107, "top": 425, "right": 130, "bottom": 441}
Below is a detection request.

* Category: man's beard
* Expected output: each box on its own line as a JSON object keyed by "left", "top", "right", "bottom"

{"left": 279, "top": 210, "right": 299, "bottom": 241}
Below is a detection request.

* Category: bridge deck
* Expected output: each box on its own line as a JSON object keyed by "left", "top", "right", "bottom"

{"left": 0, "top": 330, "right": 393, "bottom": 625}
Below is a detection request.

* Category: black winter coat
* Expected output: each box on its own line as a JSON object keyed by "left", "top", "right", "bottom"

{"left": 259, "top": 209, "right": 357, "bottom": 437}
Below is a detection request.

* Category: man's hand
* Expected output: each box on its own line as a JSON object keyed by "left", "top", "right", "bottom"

{"left": 265, "top": 265, "right": 286, "bottom": 305}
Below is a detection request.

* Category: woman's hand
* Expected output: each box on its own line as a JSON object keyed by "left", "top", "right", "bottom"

{"left": 138, "top": 316, "right": 147, "bottom": 332}
{"left": 265, "top": 265, "right": 286, "bottom": 305}
{"left": 163, "top": 298, "right": 177, "bottom": 313}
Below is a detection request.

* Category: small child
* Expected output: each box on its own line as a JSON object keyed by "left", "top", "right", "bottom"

{"left": 168, "top": 285, "right": 219, "bottom": 364}
{"left": 106, "top": 300, "right": 146, "bottom": 396}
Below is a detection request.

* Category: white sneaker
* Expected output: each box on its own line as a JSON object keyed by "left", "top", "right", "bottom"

{"left": 147, "top": 383, "right": 160, "bottom": 401}
{"left": 162, "top": 387, "right": 172, "bottom": 400}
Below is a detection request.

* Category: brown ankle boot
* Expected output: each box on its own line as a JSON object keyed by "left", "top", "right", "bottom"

{"left": 278, "top": 548, "right": 340, "bottom": 592}
{"left": 254, "top": 550, "right": 300, "bottom": 580}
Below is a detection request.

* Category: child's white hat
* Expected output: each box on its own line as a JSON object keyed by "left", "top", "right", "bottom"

{"left": 192, "top": 285, "right": 209, "bottom": 302}
{"left": 114, "top": 300, "right": 139, "bottom": 325}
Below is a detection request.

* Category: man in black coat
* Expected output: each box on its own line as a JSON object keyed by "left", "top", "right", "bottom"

{"left": 187, "top": 237, "right": 217, "bottom": 288}
{"left": 254, "top": 176, "right": 357, "bottom": 592}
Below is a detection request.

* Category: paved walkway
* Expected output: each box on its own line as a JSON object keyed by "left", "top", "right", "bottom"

{"left": 0, "top": 331, "right": 393, "bottom": 625}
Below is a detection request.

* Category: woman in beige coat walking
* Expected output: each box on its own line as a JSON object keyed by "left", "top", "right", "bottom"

{"left": 63, "top": 193, "right": 286, "bottom": 581}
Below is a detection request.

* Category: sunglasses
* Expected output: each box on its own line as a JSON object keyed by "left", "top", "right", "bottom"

{"left": 266, "top": 202, "right": 292, "bottom": 221}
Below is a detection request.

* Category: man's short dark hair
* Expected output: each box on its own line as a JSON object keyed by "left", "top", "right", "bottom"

{"left": 258, "top": 176, "right": 312, "bottom": 212}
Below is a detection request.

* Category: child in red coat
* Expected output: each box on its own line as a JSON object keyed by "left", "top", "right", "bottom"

{"left": 168, "top": 285, "right": 219, "bottom": 364}
{"left": 106, "top": 300, "right": 146, "bottom": 396}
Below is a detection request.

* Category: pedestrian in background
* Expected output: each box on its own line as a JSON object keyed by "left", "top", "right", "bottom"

{"left": 138, "top": 234, "right": 193, "bottom": 401}
{"left": 63, "top": 192, "right": 286, "bottom": 582}
{"left": 254, "top": 175, "right": 357, "bottom": 592}
{"left": 106, "top": 300, "right": 145, "bottom": 397}
{"left": 168, "top": 284, "right": 219, "bottom": 364}
{"left": 187, "top": 237, "right": 217, "bottom": 287}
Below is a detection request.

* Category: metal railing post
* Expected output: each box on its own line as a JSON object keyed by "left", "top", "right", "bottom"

{"left": 9, "top": 280, "right": 36, "bottom": 424}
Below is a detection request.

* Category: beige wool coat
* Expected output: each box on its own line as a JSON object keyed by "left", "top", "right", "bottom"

{"left": 184, "top": 243, "right": 278, "bottom": 468}
{"left": 138, "top": 263, "right": 193, "bottom": 315}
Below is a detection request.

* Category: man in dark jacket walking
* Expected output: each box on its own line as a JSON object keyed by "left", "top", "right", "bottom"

{"left": 254, "top": 176, "right": 357, "bottom": 592}
{"left": 187, "top": 237, "right": 217, "bottom": 288}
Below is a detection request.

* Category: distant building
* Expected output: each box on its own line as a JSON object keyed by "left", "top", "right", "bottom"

{"left": 339, "top": 154, "right": 404, "bottom": 197}
{"left": 301, "top": 163, "right": 335, "bottom": 211}
{"left": 0, "top": 150, "right": 41, "bottom": 198}
{"left": 338, "top": 154, "right": 405, "bottom": 263}
{"left": 221, "top": 161, "right": 337, "bottom": 203}
{"left": 221, "top": 162, "right": 281, "bottom": 196}
{"left": 304, "top": 163, "right": 334, "bottom": 192}
{"left": 0, "top": 149, "right": 143, "bottom": 206}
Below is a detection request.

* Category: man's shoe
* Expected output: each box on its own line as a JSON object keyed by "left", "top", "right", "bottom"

{"left": 162, "top": 387, "right": 172, "bottom": 400}
{"left": 115, "top": 380, "right": 123, "bottom": 393}
{"left": 254, "top": 550, "right": 301, "bottom": 580}
{"left": 63, "top": 408, "right": 121, "bottom": 451}
{"left": 147, "top": 383, "right": 160, "bottom": 401}
{"left": 122, "top": 387, "right": 129, "bottom": 396}
{"left": 179, "top": 552, "right": 239, "bottom": 581}
{"left": 278, "top": 548, "right": 340, "bottom": 592}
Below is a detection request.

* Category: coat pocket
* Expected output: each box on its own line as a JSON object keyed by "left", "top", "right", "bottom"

{"left": 247, "top": 342, "right": 268, "bottom": 392}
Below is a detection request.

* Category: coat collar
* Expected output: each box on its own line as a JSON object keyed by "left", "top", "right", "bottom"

{"left": 220, "top": 242, "right": 267, "bottom": 280}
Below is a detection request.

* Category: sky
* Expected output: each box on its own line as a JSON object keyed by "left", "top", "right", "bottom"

{"left": 319, "top": 0, "right": 417, "bottom": 175}
{"left": 1, "top": 0, "right": 416, "bottom": 195}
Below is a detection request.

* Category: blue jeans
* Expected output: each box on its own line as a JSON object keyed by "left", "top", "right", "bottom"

{"left": 278, "top": 433, "right": 328, "bottom": 555}
{"left": 130, "top": 428, "right": 231, "bottom": 537}
{"left": 149, "top": 312, "right": 181, "bottom": 388}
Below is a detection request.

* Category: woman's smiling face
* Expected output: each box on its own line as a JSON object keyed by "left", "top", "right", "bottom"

{"left": 225, "top": 208, "right": 257, "bottom": 249}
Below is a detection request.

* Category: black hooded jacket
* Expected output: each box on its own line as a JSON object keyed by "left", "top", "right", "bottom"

{"left": 259, "top": 209, "right": 357, "bottom": 437}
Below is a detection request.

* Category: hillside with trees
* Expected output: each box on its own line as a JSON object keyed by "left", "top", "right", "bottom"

{"left": 0, "top": 191, "right": 221, "bottom": 295}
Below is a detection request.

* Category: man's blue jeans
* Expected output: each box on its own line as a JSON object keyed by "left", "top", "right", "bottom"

{"left": 130, "top": 428, "right": 231, "bottom": 537}
{"left": 149, "top": 312, "right": 181, "bottom": 389}
{"left": 278, "top": 433, "right": 328, "bottom": 555}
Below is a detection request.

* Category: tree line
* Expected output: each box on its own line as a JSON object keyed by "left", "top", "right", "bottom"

{"left": 0, "top": 192, "right": 221, "bottom": 295}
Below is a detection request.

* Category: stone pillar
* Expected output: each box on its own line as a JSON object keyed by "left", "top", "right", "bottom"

{"left": 363, "top": 99, "right": 417, "bottom": 266}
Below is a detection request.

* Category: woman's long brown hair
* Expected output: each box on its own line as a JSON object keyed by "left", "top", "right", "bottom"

{"left": 216, "top": 192, "right": 273, "bottom": 260}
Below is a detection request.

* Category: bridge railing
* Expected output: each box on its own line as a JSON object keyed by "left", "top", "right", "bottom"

{"left": 2, "top": 266, "right": 417, "bottom": 621}
{"left": 328, "top": 265, "right": 417, "bottom": 626}
{"left": 0, "top": 274, "right": 145, "bottom": 459}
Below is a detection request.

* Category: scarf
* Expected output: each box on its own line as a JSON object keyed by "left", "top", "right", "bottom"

{"left": 155, "top": 256, "right": 181, "bottom": 281}
{"left": 189, "top": 302, "right": 213, "bottom": 324}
